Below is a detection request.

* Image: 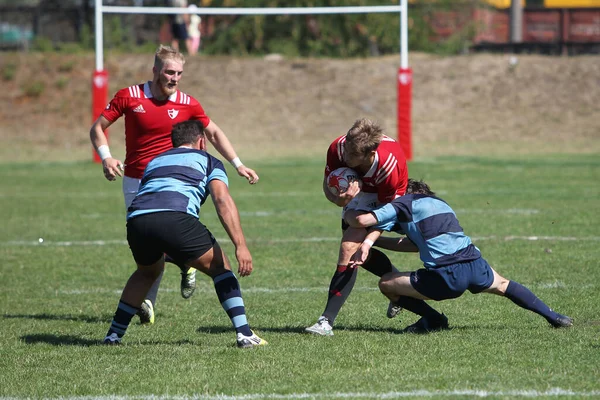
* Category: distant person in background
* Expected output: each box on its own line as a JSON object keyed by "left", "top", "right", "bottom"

{"left": 89, "top": 45, "right": 259, "bottom": 326}
{"left": 346, "top": 179, "right": 574, "bottom": 333}
{"left": 187, "top": 4, "right": 202, "bottom": 55}
{"left": 168, "top": 0, "right": 189, "bottom": 51}
{"left": 103, "top": 120, "right": 267, "bottom": 348}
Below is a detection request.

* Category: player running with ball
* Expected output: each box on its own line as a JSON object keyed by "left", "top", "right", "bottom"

{"left": 305, "top": 118, "right": 408, "bottom": 336}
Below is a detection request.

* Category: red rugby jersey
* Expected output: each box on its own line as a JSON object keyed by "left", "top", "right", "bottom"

{"left": 102, "top": 81, "right": 211, "bottom": 179}
{"left": 325, "top": 134, "right": 408, "bottom": 203}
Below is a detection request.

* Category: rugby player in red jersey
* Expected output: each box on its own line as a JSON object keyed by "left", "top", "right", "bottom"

{"left": 89, "top": 45, "right": 258, "bottom": 325}
{"left": 306, "top": 118, "right": 409, "bottom": 336}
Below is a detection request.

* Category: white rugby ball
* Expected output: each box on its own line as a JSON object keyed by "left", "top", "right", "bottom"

{"left": 327, "top": 167, "right": 362, "bottom": 196}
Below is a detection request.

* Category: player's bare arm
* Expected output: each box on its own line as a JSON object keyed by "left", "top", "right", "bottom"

{"left": 209, "top": 179, "right": 253, "bottom": 277}
{"left": 89, "top": 115, "right": 123, "bottom": 181}
{"left": 204, "top": 120, "right": 259, "bottom": 185}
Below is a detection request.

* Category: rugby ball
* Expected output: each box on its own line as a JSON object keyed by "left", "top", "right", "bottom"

{"left": 327, "top": 167, "right": 362, "bottom": 196}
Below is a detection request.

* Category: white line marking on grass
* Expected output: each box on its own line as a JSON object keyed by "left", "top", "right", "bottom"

{"left": 56, "top": 281, "right": 593, "bottom": 296}
{"left": 5, "top": 388, "right": 600, "bottom": 399}
{"left": 3, "top": 235, "right": 600, "bottom": 248}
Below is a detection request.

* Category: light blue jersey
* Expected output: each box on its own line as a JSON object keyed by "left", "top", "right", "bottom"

{"left": 127, "top": 147, "right": 228, "bottom": 220}
{"left": 372, "top": 194, "right": 480, "bottom": 268}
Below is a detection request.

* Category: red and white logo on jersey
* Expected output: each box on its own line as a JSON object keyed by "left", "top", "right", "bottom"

{"left": 133, "top": 104, "right": 146, "bottom": 113}
{"left": 168, "top": 109, "right": 179, "bottom": 119}
{"left": 105, "top": 103, "right": 111, "bottom": 110}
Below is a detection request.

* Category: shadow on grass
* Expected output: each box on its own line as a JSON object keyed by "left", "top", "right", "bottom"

{"left": 4, "top": 313, "right": 109, "bottom": 324}
{"left": 21, "top": 334, "right": 99, "bottom": 346}
{"left": 196, "top": 324, "right": 410, "bottom": 335}
{"left": 21, "top": 333, "right": 198, "bottom": 347}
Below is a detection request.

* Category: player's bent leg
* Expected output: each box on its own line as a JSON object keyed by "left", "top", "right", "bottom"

{"left": 104, "top": 257, "right": 164, "bottom": 344}
{"left": 187, "top": 242, "right": 267, "bottom": 348}
{"left": 363, "top": 250, "right": 403, "bottom": 318}
{"left": 379, "top": 271, "right": 448, "bottom": 334}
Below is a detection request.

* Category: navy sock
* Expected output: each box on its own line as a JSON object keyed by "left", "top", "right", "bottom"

{"left": 107, "top": 300, "right": 138, "bottom": 338}
{"left": 322, "top": 264, "right": 358, "bottom": 324}
{"left": 505, "top": 280, "right": 558, "bottom": 322}
{"left": 362, "top": 248, "right": 399, "bottom": 277}
{"left": 213, "top": 271, "right": 252, "bottom": 336}
{"left": 394, "top": 295, "right": 443, "bottom": 321}
{"left": 145, "top": 269, "right": 163, "bottom": 308}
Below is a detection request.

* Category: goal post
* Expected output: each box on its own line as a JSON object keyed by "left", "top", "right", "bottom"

{"left": 92, "top": 0, "right": 412, "bottom": 161}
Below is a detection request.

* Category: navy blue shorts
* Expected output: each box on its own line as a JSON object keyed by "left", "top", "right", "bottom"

{"left": 127, "top": 211, "right": 215, "bottom": 266}
{"left": 410, "top": 258, "right": 494, "bottom": 301}
{"left": 171, "top": 23, "right": 189, "bottom": 40}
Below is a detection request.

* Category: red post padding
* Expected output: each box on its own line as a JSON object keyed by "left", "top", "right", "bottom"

{"left": 397, "top": 67, "right": 412, "bottom": 161}
{"left": 92, "top": 70, "right": 109, "bottom": 163}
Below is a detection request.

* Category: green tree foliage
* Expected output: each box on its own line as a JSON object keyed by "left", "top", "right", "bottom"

{"left": 200, "top": 0, "right": 483, "bottom": 57}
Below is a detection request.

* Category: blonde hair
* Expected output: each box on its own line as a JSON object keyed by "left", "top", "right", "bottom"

{"left": 154, "top": 45, "right": 185, "bottom": 70}
{"left": 345, "top": 118, "right": 383, "bottom": 156}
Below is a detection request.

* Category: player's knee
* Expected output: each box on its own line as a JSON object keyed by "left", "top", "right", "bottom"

{"left": 378, "top": 274, "right": 395, "bottom": 296}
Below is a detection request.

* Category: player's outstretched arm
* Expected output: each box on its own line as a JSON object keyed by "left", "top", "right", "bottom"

{"left": 90, "top": 115, "right": 123, "bottom": 181}
{"left": 209, "top": 179, "right": 253, "bottom": 276}
{"left": 204, "top": 121, "right": 259, "bottom": 184}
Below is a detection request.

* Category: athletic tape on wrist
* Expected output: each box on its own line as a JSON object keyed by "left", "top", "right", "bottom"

{"left": 97, "top": 145, "right": 112, "bottom": 161}
{"left": 231, "top": 157, "right": 243, "bottom": 169}
{"left": 363, "top": 238, "right": 375, "bottom": 248}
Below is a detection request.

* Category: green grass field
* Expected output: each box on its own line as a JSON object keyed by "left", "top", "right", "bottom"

{"left": 1, "top": 154, "right": 599, "bottom": 399}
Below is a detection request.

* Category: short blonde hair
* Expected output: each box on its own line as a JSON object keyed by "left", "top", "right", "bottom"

{"left": 154, "top": 45, "right": 185, "bottom": 70}
{"left": 345, "top": 118, "right": 383, "bottom": 156}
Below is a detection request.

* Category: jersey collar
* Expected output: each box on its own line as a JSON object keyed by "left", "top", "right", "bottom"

{"left": 144, "top": 81, "right": 178, "bottom": 102}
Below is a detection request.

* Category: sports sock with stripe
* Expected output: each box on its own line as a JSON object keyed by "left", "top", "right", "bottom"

{"left": 322, "top": 264, "right": 358, "bottom": 324}
{"left": 213, "top": 271, "right": 252, "bottom": 336}
{"left": 106, "top": 300, "right": 138, "bottom": 338}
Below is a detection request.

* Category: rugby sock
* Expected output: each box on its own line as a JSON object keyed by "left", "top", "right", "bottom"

{"left": 394, "top": 295, "right": 444, "bottom": 321}
{"left": 504, "top": 281, "right": 559, "bottom": 322}
{"left": 361, "top": 248, "right": 399, "bottom": 277}
{"left": 322, "top": 264, "right": 358, "bottom": 324}
{"left": 144, "top": 269, "right": 163, "bottom": 307}
{"left": 213, "top": 271, "right": 252, "bottom": 336}
{"left": 107, "top": 300, "right": 138, "bottom": 338}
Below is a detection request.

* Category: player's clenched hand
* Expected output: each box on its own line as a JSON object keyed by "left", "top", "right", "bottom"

{"left": 236, "top": 166, "right": 259, "bottom": 185}
{"left": 102, "top": 157, "right": 124, "bottom": 181}
{"left": 235, "top": 246, "right": 253, "bottom": 277}
{"left": 336, "top": 181, "right": 361, "bottom": 207}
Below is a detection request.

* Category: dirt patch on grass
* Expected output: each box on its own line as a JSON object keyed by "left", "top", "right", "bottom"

{"left": 0, "top": 51, "right": 598, "bottom": 162}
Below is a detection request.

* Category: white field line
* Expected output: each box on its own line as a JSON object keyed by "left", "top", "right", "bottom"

{"left": 3, "top": 235, "right": 600, "bottom": 248}
{"left": 2, "top": 388, "right": 600, "bottom": 399}
{"left": 55, "top": 281, "right": 595, "bottom": 296}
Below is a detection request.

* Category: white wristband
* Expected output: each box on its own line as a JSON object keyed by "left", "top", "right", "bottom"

{"left": 363, "top": 239, "right": 375, "bottom": 248}
{"left": 230, "top": 157, "right": 243, "bottom": 169}
{"left": 97, "top": 145, "right": 112, "bottom": 161}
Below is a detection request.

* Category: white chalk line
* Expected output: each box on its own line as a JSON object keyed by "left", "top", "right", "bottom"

{"left": 48, "top": 281, "right": 595, "bottom": 296}
{"left": 3, "top": 235, "right": 600, "bottom": 247}
{"left": 2, "top": 388, "right": 600, "bottom": 399}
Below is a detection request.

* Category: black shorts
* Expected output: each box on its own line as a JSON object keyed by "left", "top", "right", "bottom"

{"left": 127, "top": 211, "right": 215, "bottom": 266}
{"left": 171, "top": 23, "right": 189, "bottom": 40}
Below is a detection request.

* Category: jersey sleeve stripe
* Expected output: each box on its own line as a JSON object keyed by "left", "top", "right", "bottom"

{"left": 336, "top": 136, "right": 346, "bottom": 162}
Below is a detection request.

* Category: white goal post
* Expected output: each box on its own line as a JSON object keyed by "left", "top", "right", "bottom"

{"left": 92, "top": 0, "right": 412, "bottom": 160}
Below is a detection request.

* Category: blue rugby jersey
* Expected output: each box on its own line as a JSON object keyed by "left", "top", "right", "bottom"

{"left": 372, "top": 194, "right": 480, "bottom": 268}
{"left": 127, "top": 147, "right": 228, "bottom": 220}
